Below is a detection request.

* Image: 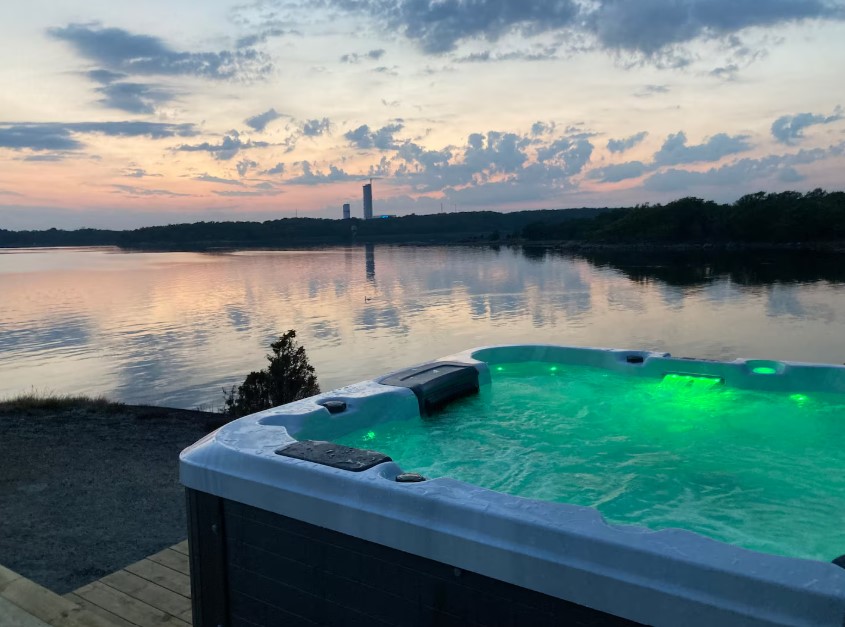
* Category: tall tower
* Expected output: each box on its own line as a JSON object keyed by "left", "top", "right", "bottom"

{"left": 362, "top": 183, "right": 373, "bottom": 220}
{"left": 342, "top": 203, "right": 350, "bottom": 220}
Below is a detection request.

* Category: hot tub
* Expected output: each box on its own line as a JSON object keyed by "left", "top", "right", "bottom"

{"left": 180, "top": 345, "right": 845, "bottom": 626}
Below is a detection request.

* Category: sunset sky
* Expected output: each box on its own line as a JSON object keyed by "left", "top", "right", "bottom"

{"left": 2, "top": 0, "right": 844, "bottom": 229}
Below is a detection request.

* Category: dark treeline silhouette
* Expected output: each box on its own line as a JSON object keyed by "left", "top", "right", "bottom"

{"left": 2, "top": 190, "right": 844, "bottom": 250}
{"left": 0, "top": 208, "right": 605, "bottom": 249}
{"left": 522, "top": 190, "right": 845, "bottom": 244}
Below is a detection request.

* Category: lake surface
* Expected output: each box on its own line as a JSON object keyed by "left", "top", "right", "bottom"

{"left": 1, "top": 245, "right": 844, "bottom": 409}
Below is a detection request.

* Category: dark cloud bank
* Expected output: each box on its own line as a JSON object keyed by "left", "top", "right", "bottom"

{"left": 49, "top": 23, "right": 272, "bottom": 79}
{"left": 50, "top": 23, "right": 273, "bottom": 113}
{"left": 327, "top": 0, "right": 842, "bottom": 59}
{"left": 0, "top": 122, "right": 197, "bottom": 153}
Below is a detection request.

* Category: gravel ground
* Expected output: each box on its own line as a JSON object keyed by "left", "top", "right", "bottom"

{"left": 0, "top": 404, "right": 228, "bottom": 593}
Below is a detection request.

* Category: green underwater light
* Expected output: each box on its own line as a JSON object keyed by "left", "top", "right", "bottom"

{"left": 752, "top": 366, "right": 778, "bottom": 375}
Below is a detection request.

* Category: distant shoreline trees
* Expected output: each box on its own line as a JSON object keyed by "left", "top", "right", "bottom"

{"left": 1, "top": 190, "right": 843, "bottom": 249}
{"left": 521, "top": 190, "right": 845, "bottom": 244}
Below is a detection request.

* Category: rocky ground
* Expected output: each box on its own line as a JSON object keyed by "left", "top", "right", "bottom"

{"left": 0, "top": 402, "right": 228, "bottom": 593}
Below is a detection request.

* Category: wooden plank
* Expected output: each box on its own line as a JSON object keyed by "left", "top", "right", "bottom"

{"left": 169, "top": 542, "right": 189, "bottom": 557}
{"left": 64, "top": 593, "right": 135, "bottom": 627}
{"left": 74, "top": 582, "right": 190, "bottom": 627}
{"left": 0, "top": 595, "right": 52, "bottom": 627}
{"left": 0, "top": 575, "right": 119, "bottom": 627}
{"left": 1, "top": 575, "right": 79, "bottom": 625}
{"left": 146, "top": 550, "right": 189, "bottom": 577}
{"left": 99, "top": 571, "right": 191, "bottom": 623}
{"left": 124, "top": 560, "right": 190, "bottom": 599}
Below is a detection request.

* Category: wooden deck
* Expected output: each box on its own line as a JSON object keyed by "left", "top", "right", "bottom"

{"left": 0, "top": 542, "right": 193, "bottom": 627}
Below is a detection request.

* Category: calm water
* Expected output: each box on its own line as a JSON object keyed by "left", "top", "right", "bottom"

{"left": 338, "top": 362, "right": 845, "bottom": 560}
{"left": 1, "top": 245, "right": 845, "bottom": 409}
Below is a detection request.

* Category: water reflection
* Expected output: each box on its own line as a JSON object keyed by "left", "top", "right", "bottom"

{"left": 578, "top": 249, "right": 845, "bottom": 287}
{"left": 365, "top": 243, "right": 375, "bottom": 283}
{"left": 1, "top": 245, "right": 844, "bottom": 408}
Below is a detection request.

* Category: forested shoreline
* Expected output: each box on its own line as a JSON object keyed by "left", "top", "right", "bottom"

{"left": 2, "top": 190, "right": 843, "bottom": 250}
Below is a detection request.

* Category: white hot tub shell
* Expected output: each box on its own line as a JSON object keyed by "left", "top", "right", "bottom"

{"left": 180, "top": 344, "right": 845, "bottom": 626}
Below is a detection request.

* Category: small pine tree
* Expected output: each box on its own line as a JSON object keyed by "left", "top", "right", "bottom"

{"left": 224, "top": 330, "right": 320, "bottom": 418}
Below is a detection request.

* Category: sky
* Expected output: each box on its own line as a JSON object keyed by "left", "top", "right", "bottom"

{"left": 1, "top": 0, "right": 845, "bottom": 229}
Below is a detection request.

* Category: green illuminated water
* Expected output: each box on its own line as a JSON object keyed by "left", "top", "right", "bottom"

{"left": 336, "top": 362, "right": 845, "bottom": 561}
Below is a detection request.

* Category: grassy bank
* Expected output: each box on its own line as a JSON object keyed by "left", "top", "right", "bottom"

{"left": 0, "top": 392, "right": 124, "bottom": 413}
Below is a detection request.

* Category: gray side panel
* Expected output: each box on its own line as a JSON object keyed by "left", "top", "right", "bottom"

{"left": 221, "top": 497, "right": 641, "bottom": 627}
{"left": 186, "top": 488, "right": 229, "bottom": 626}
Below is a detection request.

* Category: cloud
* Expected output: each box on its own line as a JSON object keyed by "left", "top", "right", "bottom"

{"left": 586, "top": 0, "right": 839, "bottom": 56}
{"left": 372, "top": 66, "right": 399, "bottom": 76}
{"left": 124, "top": 168, "right": 160, "bottom": 177}
{"left": 607, "top": 131, "right": 648, "bottom": 153}
{"left": 331, "top": 0, "right": 843, "bottom": 62}
{"left": 0, "top": 121, "right": 197, "bottom": 152}
{"left": 652, "top": 131, "right": 752, "bottom": 166}
{"left": 643, "top": 145, "right": 833, "bottom": 192}
{"left": 454, "top": 45, "right": 561, "bottom": 63}
{"left": 0, "top": 189, "right": 22, "bottom": 196}
{"left": 85, "top": 68, "right": 173, "bottom": 114}
{"left": 49, "top": 23, "right": 272, "bottom": 80}
{"left": 111, "top": 184, "right": 192, "bottom": 197}
{"left": 245, "top": 108, "right": 283, "bottom": 131}
{"left": 445, "top": 179, "right": 555, "bottom": 206}
{"left": 72, "top": 121, "right": 197, "bottom": 138}
{"left": 262, "top": 162, "right": 286, "bottom": 175}
{"left": 587, "top": 161, "right": 649, "bottom": 183}
{"left": 636, "top": 84, "right": 670, "bottom": 97}
{"left": 213, "top": 189, "right": 284, "bottom": 197}
{"left": 467, "top": 131, "right": 532, "bottom": 172}
{"left": 176, "top": 132, "right": 269, "bottom": 160}
{"left": 340, "top": 49, "right": 387, "bottom": 63}
{"left": 771, "top": 108, "right": 843, "bottom": 144}
{"left": 193, "top": 174, "right": 244, "bottom": 186}
{"left": 531, "top": 121, "right": 555, "bottom": 136}
{"left": 0, "top": 125, "right": 83, "bottom": 151}
{"left": 535, "top": 136, "right": 594, "bottom": 175}
{"left": 302, "top": 118, "right": 331, "bottom": 137}
{"left": 237, "top": 158, "right": 258, "bottom": 176}
{"left": 710, "top": 64, "right": 740, "bottom": 80}
{"left": 235, "top": 27, "right": 290, "bottom": 48}
{"left": 332, "top": 0, "right": 580, "bottom": 54}
{"left": 22, "top": 154, "right": 68, "bottom": 162}
{"left": 345, "top": 123, "right": 404, "bottom": 150}
{"left": 94, "top": 81, "right": 173, "bottom": 114}
{"left": 87, "top": 69, "right": 125, "bottom": 83}
{"left": 392, "top": 128, "right": 592, "bottom": 196}
{"left": 778, "top": 166, "right": 805, "bottom": 183}
{"left": 286, "top": 162, "right": 357, "bottom": 185}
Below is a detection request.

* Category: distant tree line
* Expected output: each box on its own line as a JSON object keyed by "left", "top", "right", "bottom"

{"left": 1, "top": 190, "right": 844, "bottom": 249}
{"left": 522, "top": 190, "right": 845, "bottom": 244}
{"left": 0, "top": 208, "right": 604, "bottom": 249}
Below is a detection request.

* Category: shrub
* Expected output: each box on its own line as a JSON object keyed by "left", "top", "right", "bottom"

{"left": 224, "top": 330, "right": 320, "bottom": 418}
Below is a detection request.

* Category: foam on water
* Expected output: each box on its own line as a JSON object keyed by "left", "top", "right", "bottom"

{"left": 336, "top": 362, "right": 845, "bottom": 561}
